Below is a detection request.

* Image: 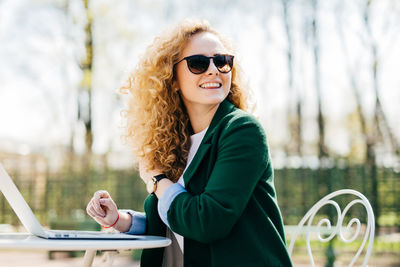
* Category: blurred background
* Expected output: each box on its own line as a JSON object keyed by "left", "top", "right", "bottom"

{"left": 0, "top": 0, "right": 399, "bottom": 266}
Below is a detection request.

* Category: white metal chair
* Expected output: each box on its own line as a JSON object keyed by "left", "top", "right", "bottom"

{"left": 287, "top": 189, "right": 375, "bottom": 267}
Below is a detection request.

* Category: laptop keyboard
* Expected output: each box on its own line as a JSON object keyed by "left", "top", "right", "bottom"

{"left": 45, "top": 229, "right": 142, "bottom": 239}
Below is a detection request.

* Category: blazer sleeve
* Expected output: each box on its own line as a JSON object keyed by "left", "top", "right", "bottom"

{"left": 167, "top": 115, "right": 270, "bottom": 243}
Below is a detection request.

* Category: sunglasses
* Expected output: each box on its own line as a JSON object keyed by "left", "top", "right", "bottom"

{"left": 175, "top": 54, "right": 234, "bottom": 74}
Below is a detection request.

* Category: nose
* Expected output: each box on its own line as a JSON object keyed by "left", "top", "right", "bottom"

{"left": 206, "top": 59, "right": 219, "bottom": 75}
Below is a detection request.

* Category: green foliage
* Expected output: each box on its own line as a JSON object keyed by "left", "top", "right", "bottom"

{"left": 0, "top": 165, "right": 398, "bottom": 233}
{"left": 0, "top": 167, "right": 147, "bottom": 227}
{"left": 289, "top": 236, "right": 400, "bottom": 253}
{"left": 131, "top": 249, "right": 142, "bottom": 261}
{"left": 275, "top": 166, "right": 400, "bottom": 227}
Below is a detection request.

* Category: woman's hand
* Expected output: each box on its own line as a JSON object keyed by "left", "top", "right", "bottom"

{"left": 139, "top": 160, "right": 162, "bottom": 184}
{"left": 86, "top": 190, "right": 133, "bottom": 232}
{"left": 86, "top": 190, "right": 119, "bottom": 227}
{"left": 139, "top": 160, "right": 174, "bottom": 197}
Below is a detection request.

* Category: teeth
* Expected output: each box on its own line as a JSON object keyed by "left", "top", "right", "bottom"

{"left": 200, "top": 83, "right": 220, "bottom": 88}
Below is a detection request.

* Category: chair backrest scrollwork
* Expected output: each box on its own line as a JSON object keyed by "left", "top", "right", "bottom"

{"left": 287, "top": 189, "right": 375, "bottom": 267}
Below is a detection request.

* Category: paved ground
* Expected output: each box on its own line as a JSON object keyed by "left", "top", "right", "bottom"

{"left": 1, "top": 250, "right": 399, "bottom": 266}
{"left": 0, "top": 250, "right": 140, "bottom": 267}
{"left": 0, "top": 251, "right": 314, "bottom": 267}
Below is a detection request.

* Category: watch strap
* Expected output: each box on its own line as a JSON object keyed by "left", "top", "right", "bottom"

{"left": 153, "top": 173, "right": 168, "bottom": 182}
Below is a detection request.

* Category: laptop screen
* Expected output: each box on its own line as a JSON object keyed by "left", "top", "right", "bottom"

{"left": 0, "top": 163, "right": 47, "bottom": 237}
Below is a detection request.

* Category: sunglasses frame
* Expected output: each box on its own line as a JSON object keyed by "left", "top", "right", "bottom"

{"left": 174, "top": 54, "right": 234, "bottom": 74}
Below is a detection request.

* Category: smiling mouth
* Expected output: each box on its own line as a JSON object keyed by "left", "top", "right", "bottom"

{"left": 199, "top": 82, "right": 222, "bottom": 89}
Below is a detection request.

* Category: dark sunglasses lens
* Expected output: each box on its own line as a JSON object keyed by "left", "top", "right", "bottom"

{"left": 187, "top": 56, "right": 210, "bottom": 74}
{"left": 214, "top": 55, "right": 233, "bottom": 73}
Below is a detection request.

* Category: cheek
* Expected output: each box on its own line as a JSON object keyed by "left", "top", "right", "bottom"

{"left": 177, "top": 67, "right": 196, "bottom": 89}
{"left": 177, "top": 76, "right": 198, "bottom": 99}
{"left": 178, "top": 76, "right": 193, "bottom": 94}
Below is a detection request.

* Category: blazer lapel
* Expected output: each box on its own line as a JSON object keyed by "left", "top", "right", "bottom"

{"left": 183, "top": 99, "right": 235, "bottom": 186}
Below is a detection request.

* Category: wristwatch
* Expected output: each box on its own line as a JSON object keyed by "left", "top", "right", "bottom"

{"left": 146, "top": 174, "right": 168, "bottom": 194}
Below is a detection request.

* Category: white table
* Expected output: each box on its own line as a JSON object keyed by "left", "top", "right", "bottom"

{"left": 0, "top": 233, "right": 171, "bottom": 267}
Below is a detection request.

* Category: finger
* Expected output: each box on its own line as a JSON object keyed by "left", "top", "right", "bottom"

{"left": 93, "top": 190, "right": 110, "bottom": 199}
{"left": 87, "top": 206, "right": 97, "bottom": 218}
{"left": 89, "top": 205, "right": 105, "bottom": 218}
{"left": 86, "top": 202, "right": 93, "bottom": 215}
{"left": 88, "top": 198, "right": 105, "bottom": 217}
{"left": 86, "top": 200, "right": 97, "bottom": 216}
{"left": 86, "top": 201, "right": 92, "bottom": 212}
{"left": 91, "top": 196, "right": 107, "bottom": 216}
{"left": 99, "top": 198, "right": 116, "bottom": 210}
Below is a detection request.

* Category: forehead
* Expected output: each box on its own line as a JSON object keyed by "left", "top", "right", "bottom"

{"left": 181, "top": 32, "right": 228, "bottom": 57}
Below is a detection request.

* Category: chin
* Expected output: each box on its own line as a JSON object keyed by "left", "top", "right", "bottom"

{"left": 204, "top": 96, "right": 225, "bottom": 104}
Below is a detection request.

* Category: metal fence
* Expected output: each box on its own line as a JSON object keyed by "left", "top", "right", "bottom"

{"left": 0, "top": 164, "right": 399, "bottom": 231}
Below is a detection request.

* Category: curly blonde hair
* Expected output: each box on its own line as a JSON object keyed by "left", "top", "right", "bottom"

{"left": 121, "top": 19, "right": 251, "bottom": 182}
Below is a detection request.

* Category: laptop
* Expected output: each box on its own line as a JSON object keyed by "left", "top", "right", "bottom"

{"left": 0, "top": 163, "right": 142, "bottom": 240}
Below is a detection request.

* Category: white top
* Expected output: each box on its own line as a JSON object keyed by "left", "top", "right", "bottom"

{"left": 174, "top": 127, "right": 208, "bottom": 252}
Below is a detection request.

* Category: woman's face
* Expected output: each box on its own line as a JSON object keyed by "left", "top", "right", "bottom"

{"left": 175, "top": 32, "right": 232, "bottom": 113}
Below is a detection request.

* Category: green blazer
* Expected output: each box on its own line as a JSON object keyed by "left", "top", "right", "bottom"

{"left": 141, "top": 100, "right": 292, "bottom": 267}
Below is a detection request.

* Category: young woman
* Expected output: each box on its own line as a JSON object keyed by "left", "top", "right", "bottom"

{"left": 86, "top": 19, "right": 292, "bottom": 267}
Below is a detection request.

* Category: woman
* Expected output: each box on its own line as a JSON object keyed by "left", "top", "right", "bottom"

{"left": 86, "top": 19, "right": 292, "bottom": 267}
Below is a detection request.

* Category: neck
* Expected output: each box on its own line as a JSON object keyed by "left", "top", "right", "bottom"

{"left": 186, "top": 104, "right": 219, "bottom": 134}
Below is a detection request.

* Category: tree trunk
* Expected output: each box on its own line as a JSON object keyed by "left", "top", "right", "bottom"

{"left": 282, "top": 0, "right": 303, "bottom": 158}
{"left": 311, "top": 0, "right": 328, "bottom": 160}
{"left": 81, "top": 0, "right": 94, "bottom": 156}
{"left": 362, "top": 0, "right": 382, "bottom": 231}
